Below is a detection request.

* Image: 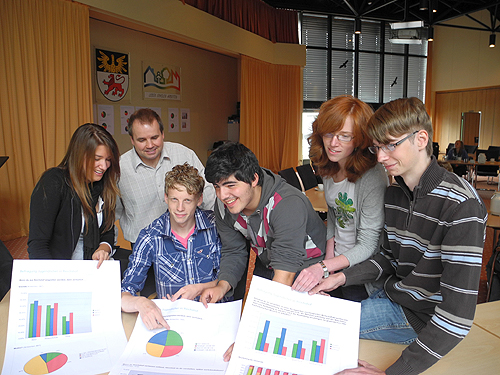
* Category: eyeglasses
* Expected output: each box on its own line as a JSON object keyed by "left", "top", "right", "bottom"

{"left": 368, "top": 130, "right": 419, "bottom": 154}
{"left": 323, "top": 133, "right": 354, "bottom": 143}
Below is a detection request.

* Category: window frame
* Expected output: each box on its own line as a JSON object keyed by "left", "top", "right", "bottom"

{"left": 301, "top": 13, "right": 427, "bottom": 109}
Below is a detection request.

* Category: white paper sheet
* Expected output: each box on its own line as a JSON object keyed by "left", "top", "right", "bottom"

{"left": 2, "top": 259, "right": 127, "bottom": 375}
{"left": 109, "top": 298, "right": 242, "bottom": 375}
{"left": 226, "top": 276, "right": 361, "bottom": 375}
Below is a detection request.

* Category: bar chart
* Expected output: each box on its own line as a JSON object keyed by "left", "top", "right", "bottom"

{"left": 254, "top": 317, "right": 329, "bottom": 363}
{"left": 245, "top": 365, "right": 300, "bottom": 375}
{"left": 25, "top": 292, "right": 92, "bottom": 338}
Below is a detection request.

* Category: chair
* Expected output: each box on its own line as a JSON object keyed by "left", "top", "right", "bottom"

{"left": 476, "top": 146, "right": 500, "bottom": 186}
{"left": 278, "top": 168, "right": 302, "bottom": 191}
{"left": 296, "top": 164, "right": 318, "bottom": 191}
{"left": 445, "top": 142, "right": 455, "bottom": 156}
{"left": 432, "top": 142, "right": 439, "bottom": 159}
{"left": 0, "top": 240, "right": 13, "bottom": 300}
{"left": 464, "top": 144, "right": 478, "bottom": 156}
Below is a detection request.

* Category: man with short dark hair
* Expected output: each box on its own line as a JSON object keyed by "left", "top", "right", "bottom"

{"left": 116, "top": 108, "right": 216, "bottom": 295}
{"left": 200, "top": 142, "right": 326, "bottom": 304}
{"left": 312, "top": 98, "right": 487, "bottom": 375}
{"left": 117, "top": 108, "right": 215, "bottom": 246}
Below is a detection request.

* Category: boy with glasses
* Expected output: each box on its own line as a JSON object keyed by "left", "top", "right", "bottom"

{"left": 311, "top": 98, "right": 487, "bottom": 375}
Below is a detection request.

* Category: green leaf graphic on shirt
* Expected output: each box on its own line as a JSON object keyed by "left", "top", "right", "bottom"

{"left": 335, "top": 192, "right": 355, "bottom": 228}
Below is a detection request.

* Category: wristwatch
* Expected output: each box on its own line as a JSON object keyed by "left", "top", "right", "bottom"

{"left": 319, "top": 261, "right": 329, "bottom": 279}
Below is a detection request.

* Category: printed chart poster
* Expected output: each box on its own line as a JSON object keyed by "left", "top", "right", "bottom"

{"left": 226, "top": 276, "right": 361, "bottom": 375}
{"left": 120, "top": 105, "right": 135, "bottom": 134}
{"left": 168, "top": 108, "right": 179, "bottom": 132}
{"left": 98, "top": 104, "right": 115, "bottom": 134}
{"left": 180, "top": 108, "right": 191, "bottom": 132}
{"left": 2, "top": 260, "right": 127, "bottom": 375}
{"left": 109, "top": 298, "right": 241, "bottom": 375}
{"left": 96, "top": 48, "right": 129, "bottom": 102}
{"left": 143, "top": 61, "right": 181, "bottom": 100}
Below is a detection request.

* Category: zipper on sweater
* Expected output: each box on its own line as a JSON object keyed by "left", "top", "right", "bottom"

{"left": 405, "top": 186, "right": 419, "bottom": 229}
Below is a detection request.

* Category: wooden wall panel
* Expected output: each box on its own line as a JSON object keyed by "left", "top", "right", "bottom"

{"left": 492, "top": 90, "right": 500, "bottom": 146}
{"left": 476, "top": 89, "right": 496, "bottom": 148}
{"left": 434, "top": 86, "right": 500, "bottom": 155}
{"left": 461, "top": 91, "right": 477, "bottom": 113}
{"left": 435, "top": 92, "right": 461, "bottom": 152}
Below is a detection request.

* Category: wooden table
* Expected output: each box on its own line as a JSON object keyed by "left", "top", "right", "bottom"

{"left": 473, "top": 300, "right": 500, "bottom": 338}
{"left": 1, "top": 292, "right": 499, "bottom": 374}
{"left": 0, "top": 291, "right": 138, "bottom": 375}
{"left": 486, "top": 211, "right": 500, "bottom": 269}
{"left": 305, "top": 187, "right": 328, "bottom": 212}
{"left": 360, "top": 300, "right": 500, "bottom": 374}
{"left": 0, "top": 292, "right": 8, "bottom": 370}
{"left": 446, "top": 160, "right": 500, "bottom": 188}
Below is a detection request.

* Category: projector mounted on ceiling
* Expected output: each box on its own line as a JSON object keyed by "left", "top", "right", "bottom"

{"left": 389, "top": 21, "right": 427, "bottom": 44}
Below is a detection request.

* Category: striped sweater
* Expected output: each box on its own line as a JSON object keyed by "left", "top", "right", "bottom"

{"left": 343, "top": 159, "right": 487, "bottom": 375}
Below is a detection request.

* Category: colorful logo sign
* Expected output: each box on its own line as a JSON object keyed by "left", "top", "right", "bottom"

{"left": 143, "top": 61, "right": 181, "bottom": 100}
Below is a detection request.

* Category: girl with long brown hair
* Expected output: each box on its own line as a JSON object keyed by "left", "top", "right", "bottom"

{"left": 292, "top": 96, "right": 388, "bottom": 301}
{"left": 28, "top": 123, "right": 120, "bottom": 267}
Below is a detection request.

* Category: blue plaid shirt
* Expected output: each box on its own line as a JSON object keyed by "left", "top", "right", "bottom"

{"left": 121, "top": 208, "right": 221, "bottom": 299}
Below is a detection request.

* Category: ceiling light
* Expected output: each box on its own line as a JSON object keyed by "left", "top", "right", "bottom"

{"left": 431, "top": 0, "right": 437, "bottom": 12}
{"left": 490, "top": 34, "right": 496, "bottom": 48}
{"left": 428, "top": 26, "right": 434, "bottom": 42}
{"left": 419, "top": 0, "right": 428, "bottom": 10}
{"left": 354, "top": 18, "right": 361, "bottom": 34}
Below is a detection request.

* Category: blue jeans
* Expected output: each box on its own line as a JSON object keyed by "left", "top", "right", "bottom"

{"left": 359, "top": 289, "right": 418, "bottom": 345}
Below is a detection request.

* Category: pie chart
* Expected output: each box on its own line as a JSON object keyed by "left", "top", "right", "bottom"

{"left": 146, "top": 330, "right": 183, "bottom": 357}
{"left": 24, "top": 352, "right": 68, "bottom": 375}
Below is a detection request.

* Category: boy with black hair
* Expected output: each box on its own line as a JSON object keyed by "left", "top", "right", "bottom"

{"left": 200, "top": 142, "right": 326, "bottom": 304}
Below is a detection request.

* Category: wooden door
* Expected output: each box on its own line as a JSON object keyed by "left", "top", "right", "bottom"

{"left": 462, "top": 112, "right": 480, "bottom": 145}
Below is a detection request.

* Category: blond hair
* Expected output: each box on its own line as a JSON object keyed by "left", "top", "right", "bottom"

{"left": 165, "top": 163, "right": 204, "bottom": 197}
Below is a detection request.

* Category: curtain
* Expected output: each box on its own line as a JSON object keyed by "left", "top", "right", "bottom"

{"left": 182, "top": 0, "right": 298, "bottom": 44}
{"left": 0, "top": 0, "right": 92, "bottom": 240}
{"left": 240, "top": 55, "right": 302, "bottom": 173}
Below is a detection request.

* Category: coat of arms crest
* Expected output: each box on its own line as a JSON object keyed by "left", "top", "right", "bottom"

{"left": 96, "top": 48, "right": 129, "bottom": 102}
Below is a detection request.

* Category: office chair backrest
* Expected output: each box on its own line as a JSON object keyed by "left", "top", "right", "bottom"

{"left": 487, "top": 146, "right": 500, "bottom": 161}
{"left": 296, "top": 164, "right": 318, "bottom": 191}
{"left": 278, "top": 168, "right": 302, "bottom": 191}
{"left": 464, "top": 145, "right": 478, "bottom": 155}
{"left": 432, "top": 142, "right": 439, "bottom": 159}
{"left": 446, "top": 143, "right": 455, "bottom": 155}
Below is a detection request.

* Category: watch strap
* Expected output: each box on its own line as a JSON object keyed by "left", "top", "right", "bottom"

{"left": 319, "top": 260, "right": 329, "bottom": 278}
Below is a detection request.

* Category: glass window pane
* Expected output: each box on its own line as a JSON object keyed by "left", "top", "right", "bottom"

{"left": 302, "top": 14, "right": 329, "bottom": 48}
{"left": 383, "top": 54, "right": 404, "bottom": 102}
{"left": 358, "top": 52, "right": 380, "bottom": 103}
{"left": 359, "top": 21, "right": 381, "bottom": 52}
{"left": 303, "top": 49, "right": 328, "bottom": 101}
{"left": 331, "top": 18, "right": 354, "bottom": 50}
{"left": 409, "top": 40, "right": 428, "bottom": 56}
{"left": 331, "top": 50, "right": 354, "bottom": 97}
{"left": 302, "top": 111, "right": 319, "bottom": 160}
{"left": 408, "top": 56, "right": 427, "bottom": 102}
